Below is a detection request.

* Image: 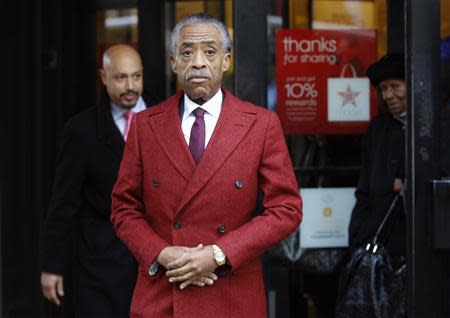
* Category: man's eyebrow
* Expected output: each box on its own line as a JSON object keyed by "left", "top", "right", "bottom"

{"left": 113, "top": 71, "right": 141, "bottom": 77}
{"left": 180, "top": 40, "right": 219, "bottom": 47}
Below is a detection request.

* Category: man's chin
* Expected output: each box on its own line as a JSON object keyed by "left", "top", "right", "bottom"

{"left": 185, "top": 89, "right": 211, "bottom": 104}
{"left": 120, "top": 99, "right": 138, "bottom": 109}
{"left": 119, "top": 102, "right": 137, "bottom": 110}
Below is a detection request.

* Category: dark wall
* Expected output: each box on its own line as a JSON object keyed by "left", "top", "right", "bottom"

{"left": 387, "top": 0, "right": 405, "bottom": 54}
{"left": 3, "top": 1, "right": 47, "bottom": 316}
{"left": 2, "top": 0, "right": 96, "bottom": 317}
{"left": 139, "top": 0, "right": 167, "bottom": 100}
{"left": 406, "top": 1, "right": 450, "bottom": 317}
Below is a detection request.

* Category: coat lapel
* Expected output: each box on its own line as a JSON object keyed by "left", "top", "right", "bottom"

{"left": 98, "top": 92, "right": 155, "bottom": 160}
{"left": 97, "top": 93, "right": 125, "bottom": 160}
{"left": 176, "top": 91, "right": 256, "bottom": 215}
{"left": 145, "top": 92, "right": 196, "bottom": 182}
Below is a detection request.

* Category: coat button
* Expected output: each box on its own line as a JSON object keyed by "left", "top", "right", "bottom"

{"left": 235, "top": 180, "right": 244, "bottom": 189}
{"left": 218, "top": 224, "right": 226, "bottom": 234}
{"left": 174, "top": 221, "right": 182, "bottom": 230}
{"left": 152, "top": 179, "right": 160, "bottom": 188}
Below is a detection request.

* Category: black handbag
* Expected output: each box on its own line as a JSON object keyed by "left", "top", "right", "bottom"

{"left": 268, "top": 229, "right": 347, "bottom": 274}
{"left": 335, "top": 194, "right": 407, "bottom": 318}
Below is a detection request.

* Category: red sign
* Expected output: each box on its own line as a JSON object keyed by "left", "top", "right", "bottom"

{"left": 276, "top": 29, "right": 377, "bottom": 134}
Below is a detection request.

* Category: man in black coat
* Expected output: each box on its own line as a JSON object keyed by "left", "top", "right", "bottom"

{"left": 348, "top": 53, "right": 406, "bottom": 258}
{"left": 40, "top": 44, "right": 154, "bottom": 317}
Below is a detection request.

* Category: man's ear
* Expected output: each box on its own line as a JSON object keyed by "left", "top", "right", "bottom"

{"left": 100, "top": 69, "right": 107, "bottom": 85}
{"left": 170, "top": 56, "right": 177, "bottom": 73}
{"left": 222, "top": 53, "right": 231, "bottom": 72}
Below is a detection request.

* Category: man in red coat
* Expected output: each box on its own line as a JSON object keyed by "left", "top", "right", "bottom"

{"left": 111, "top": 13, "right": 302, "bottom": 317}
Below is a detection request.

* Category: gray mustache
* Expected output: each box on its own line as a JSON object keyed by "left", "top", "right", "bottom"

{"left": 186, "top": 71, "right": 211, "bottom": 80}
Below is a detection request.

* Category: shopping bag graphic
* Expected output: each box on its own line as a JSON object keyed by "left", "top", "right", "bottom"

{"left": 327, "top": 64, "right": 370, "bottom": 122}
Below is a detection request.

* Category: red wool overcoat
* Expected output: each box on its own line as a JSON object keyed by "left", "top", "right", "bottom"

{"left": 111, "top": 90, "right": 302, "bottom": 318}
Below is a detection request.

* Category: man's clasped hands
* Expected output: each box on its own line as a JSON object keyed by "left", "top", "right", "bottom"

{"left": 157, "top": 244, "right": 220, "bottom": 290}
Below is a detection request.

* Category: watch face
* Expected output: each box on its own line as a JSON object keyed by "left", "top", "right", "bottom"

{"left": 213, "top": 245, "right": 226, "bottom": 265}
{"left": 216, "top": 251, "right": 226, "bottom": 262}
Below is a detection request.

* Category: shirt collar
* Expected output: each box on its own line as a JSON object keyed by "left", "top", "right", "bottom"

{"left": 183, "top": 89, "right": 223, "bottom": 121}
{"left": 111, "top": 95, "right": 146, "bottom": 121}
{"left": 393, "top": 111, "right": 407, "bottom": 126}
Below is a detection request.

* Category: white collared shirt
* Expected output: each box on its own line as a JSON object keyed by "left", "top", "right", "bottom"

{"left": 181, "top": 90, "right": 222, "bottom": 147}
{"left": 110, "top": 96, "right": 146, "bottom": 136}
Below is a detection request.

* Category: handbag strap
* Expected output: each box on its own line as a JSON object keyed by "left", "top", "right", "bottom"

{"left": 373, "top": 194, "right": 399, "bottom": 243}
{"left": 366, "top": 193, "right": 400, "bottom": 253}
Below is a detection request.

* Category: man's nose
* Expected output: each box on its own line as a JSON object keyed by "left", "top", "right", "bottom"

{"left": 126, "top": 76, "right": 134, "bottom": 90}
{"left": 192, "top": 50, "right": 207, "bottom": 68}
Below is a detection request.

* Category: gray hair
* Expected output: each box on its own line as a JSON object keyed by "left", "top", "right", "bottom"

{"left": 170, "top": 13, "right": 232, "bottom": 56}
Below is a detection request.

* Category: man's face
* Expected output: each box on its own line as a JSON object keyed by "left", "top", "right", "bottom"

{"left": 100, "top": 52, "right": 143, "bottom": 109}
{"left": 171, "top": 23, "right": 231, "bottom": 104}
{"left": 379, "top": 79, "right": 407, "bottom": 115}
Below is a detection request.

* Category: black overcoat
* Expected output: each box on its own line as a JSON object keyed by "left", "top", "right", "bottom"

{"left": 348, "top": 113, "right": 406, "bottom": 256}
{"left": 40, "top": 92, "right": 154, "bottom": 317}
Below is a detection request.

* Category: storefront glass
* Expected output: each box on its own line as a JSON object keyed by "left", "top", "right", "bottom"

{"left": 440, "top": 0, "right": 450, "bottom": 177}
{"left": 266, "top": 1, "right": 388, "bottom": 317}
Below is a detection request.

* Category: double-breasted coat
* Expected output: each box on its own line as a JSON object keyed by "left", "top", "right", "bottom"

{"left": 111, "top": 90, "right": 303, "bottom": 318}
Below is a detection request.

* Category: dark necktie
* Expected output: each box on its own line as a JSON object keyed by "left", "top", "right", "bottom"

{"left": 189, "top": 108, "right": 206, "bottom": 164}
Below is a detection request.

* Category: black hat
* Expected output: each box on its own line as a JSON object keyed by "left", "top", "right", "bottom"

{"left": 366, "top": 53, "right": 405, "bottom": 86}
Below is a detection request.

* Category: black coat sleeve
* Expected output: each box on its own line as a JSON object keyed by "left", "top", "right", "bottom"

{"left": 348, "top": 125, "right": 372, "bottom": 248}
{"left": 40, "top": 119, "right": 86, "bottom": 274}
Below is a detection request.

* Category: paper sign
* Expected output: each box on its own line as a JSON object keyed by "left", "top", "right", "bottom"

{"left": 299, "top": 187, "right": 355, "bottom": 248}
{"left": 276, "top": 29, "right": 377, "bottom": 134}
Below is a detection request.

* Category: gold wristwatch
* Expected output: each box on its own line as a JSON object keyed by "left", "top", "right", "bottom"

{"left": 212, "top": 244, "right": 227, "bottom": 266}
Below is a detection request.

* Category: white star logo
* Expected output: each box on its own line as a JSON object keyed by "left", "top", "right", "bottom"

{"left": 338, "top": 84, "right": 360, "bottom": 107}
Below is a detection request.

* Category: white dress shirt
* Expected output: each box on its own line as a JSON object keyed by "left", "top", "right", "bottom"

{"left": 110, "top": 96, "right": 146, "bottom": 136}
{"left": 181, "top": 90, "right": 223, "bottom": 147}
